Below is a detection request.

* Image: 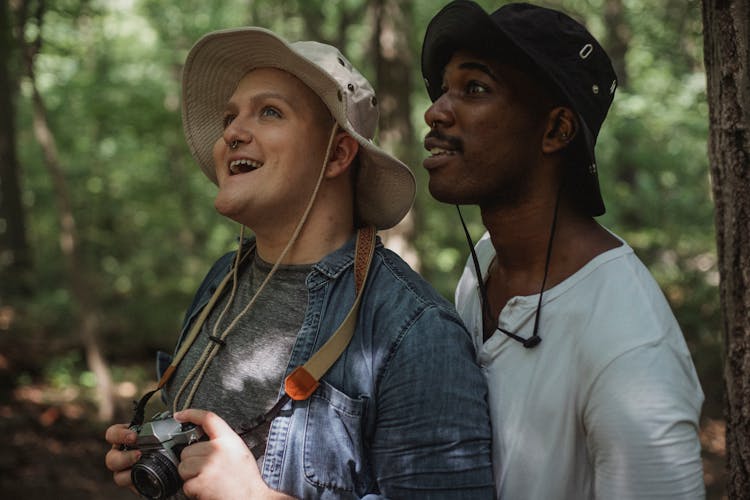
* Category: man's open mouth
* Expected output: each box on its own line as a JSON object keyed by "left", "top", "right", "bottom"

{"left": 428, "top": 147, "right": 458, "bottom": 157}
{"left": 229, "top": 158, "right": 263, "bottom": 175}
{"left": 424, "top": 134, "right": 462, "bottom": 158}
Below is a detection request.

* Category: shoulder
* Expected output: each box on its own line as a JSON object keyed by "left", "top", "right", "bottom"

{"left": 359, "top": 246, "right": 475, "bottom": 354}
{"left": 563, "top": 244, "right": 681, "bottom": 348}
{"left": 369, "top": 245, "right": 460, "bottom": 317}
{"left": 554, "top": 242, "right": 702, "bottom": 404}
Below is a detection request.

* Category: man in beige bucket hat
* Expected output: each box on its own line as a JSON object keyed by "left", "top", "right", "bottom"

{"left": 105, "top": 27, "right": 492, "bottom": 499}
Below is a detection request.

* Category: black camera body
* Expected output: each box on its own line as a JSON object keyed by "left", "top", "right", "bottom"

{"left": 129, "top": 411, "right": 205, "bottom": 499}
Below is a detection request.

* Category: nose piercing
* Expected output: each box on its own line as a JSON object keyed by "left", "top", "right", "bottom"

{"left": 431, "top": 121, "right": 437, "bottom": 129}
{"left": 229, "top": 139, "right": 239, "bottom": 150}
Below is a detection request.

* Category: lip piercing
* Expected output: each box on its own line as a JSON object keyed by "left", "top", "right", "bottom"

{"left": 229, "top": 139, "right": 239, "bottom": 150}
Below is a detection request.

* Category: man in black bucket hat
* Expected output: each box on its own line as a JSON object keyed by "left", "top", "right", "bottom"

{"left": 421, "top": 2, "right": 705, "bottom": 498}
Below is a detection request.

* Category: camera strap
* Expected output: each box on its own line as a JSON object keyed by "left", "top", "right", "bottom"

{"left": 284, "top": 224, "right": 375, "bottom": 400}
{"left": 128, "top": 242, "right": 256, "bottom": 428}
{"left": 129, "top": 225, "right": 375, "bottom": 429}
{"left": 239, "top": 224, "right": 375, "bottom": 456}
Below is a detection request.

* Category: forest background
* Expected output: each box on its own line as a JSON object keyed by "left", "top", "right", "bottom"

{"left": 0, "top": 0, "right": 725, "bottom": 498}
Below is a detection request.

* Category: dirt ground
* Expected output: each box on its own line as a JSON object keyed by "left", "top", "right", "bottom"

{"left": 0, "top": 324, "right": 726, "bottom": 500}
{"left": 0, "top": 398, "right": 136, "bottom": 499}
{"left": 0, "top": 390, "right": 729, "bottom": 500}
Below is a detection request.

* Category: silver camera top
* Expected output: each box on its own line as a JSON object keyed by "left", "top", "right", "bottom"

{"left": 135, "top": 411, "right": 205, "bottom": 450}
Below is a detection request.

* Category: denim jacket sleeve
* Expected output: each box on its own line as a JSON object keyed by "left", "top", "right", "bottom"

{"left": 367, "top": 304, "right": 494, "bottom": 498}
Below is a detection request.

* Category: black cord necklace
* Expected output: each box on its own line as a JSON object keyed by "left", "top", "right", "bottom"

{"left": 457, "top": 186, "right": 562, "bottom": 348}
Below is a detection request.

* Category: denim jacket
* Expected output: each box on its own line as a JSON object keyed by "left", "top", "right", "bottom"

{"left": 158, "top": 236, "right": 493, "bottom": 499}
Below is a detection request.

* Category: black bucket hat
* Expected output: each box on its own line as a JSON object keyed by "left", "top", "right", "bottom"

{"left": 421, "top": 1, "right": 617, "bottom": 216}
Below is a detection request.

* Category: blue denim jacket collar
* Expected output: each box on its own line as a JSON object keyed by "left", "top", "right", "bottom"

{"left": 308, "top": 232, "right": 384, "bottom": 286}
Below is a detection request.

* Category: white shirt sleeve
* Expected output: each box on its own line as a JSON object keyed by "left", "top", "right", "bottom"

{"left": 583, "top": 342, "right": 705, "bottom": 499}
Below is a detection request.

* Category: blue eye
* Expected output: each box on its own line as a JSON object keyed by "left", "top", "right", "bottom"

{"left": 261, "top": 107, "right": 281, "bottom": 118}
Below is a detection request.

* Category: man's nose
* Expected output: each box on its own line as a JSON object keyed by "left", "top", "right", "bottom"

{"left": 424, "top": 94, "right": 454, "bottom": 130}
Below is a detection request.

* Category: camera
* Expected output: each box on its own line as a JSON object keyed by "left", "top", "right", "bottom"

{"left": 128, "top": 411, "right": 206, "bottom": 499}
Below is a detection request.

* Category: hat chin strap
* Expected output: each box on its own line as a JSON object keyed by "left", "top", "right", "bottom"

{"left": 457, "top": 180, "right": 564, "bottom": 349}
{"left": 275, "top": 121, "right": 340, "bottom": 261}
{"left": 171, "top": 121, "right": 341, "bottom": 412}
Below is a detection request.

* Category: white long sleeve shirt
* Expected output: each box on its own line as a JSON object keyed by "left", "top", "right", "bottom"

{"left": 455, "top": 231, "right": 705, "bottom": 500}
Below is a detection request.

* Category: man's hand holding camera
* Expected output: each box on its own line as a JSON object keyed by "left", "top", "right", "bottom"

{"left": 104, "top": 422, "right": 140, "bottom": 493}
{"left": 104, "top": 410, "right": 292, "bottom": 499}
{"left": 175, "top": 409, "right": 281, "bottom": 499}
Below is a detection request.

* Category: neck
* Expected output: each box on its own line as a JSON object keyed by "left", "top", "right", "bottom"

{"left": 253, "top": 218, "right": 354, "bottom": 265}
{"left": 252, "top": 179, "right": 356, "bottom": 265}
{"left": 481, "top": 198, "right": 559, "bottom": 276}
{"left": 480, "top": 196, "right": 619, "bottom": 297}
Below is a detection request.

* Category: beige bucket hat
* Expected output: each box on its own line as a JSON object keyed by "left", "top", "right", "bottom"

{"left": 181, "top": 27, "right": 416, "bottom": 230}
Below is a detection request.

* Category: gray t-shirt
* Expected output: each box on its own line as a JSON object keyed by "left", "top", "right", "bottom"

{"left": 164, "top": 252, "right": 310, "bottom": 458}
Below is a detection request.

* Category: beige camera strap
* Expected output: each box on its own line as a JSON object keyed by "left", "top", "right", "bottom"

{"left": 284, "top": 224, "right": 375, "bottom": 400}
{"left": 135, "top": 226, "right": 374, "bottom": 416}
{"left": 241, "top": 224, "right": 375, "bottom": 456}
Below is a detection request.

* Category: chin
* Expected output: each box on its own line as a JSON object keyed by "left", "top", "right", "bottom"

{"left": 427, "top": 181, "right": 474, "bottom": 205}
{"left": 213, "top": 194, "right": 245, "bottom": 221}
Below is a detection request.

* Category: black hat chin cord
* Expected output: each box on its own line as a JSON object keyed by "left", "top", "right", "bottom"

{"left": 457, "top": 184, "right": 562, "bottom": 349}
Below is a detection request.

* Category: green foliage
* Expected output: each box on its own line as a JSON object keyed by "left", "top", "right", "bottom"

{"left": 44, "top": 350, "right": 84, "bottom": 389}
{"left": 9, "top": 0, "right": 719, "bottom": 412}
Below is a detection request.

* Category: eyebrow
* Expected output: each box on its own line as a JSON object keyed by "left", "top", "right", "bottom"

{"left": 224, "top": 91, "right": 297, "bottom": 112}
{"left": 456, "top": 61, "right": 499, "bottom": 82}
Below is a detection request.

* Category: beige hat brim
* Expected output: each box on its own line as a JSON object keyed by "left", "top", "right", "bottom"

{"left": 182, "top": 27, "right": 415, "bottom": 230}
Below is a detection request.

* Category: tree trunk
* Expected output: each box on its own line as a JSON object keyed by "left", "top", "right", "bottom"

{"left": 0, "top": 0, "right": 32, "bottom": 298}
{"left": 701, "top": 0, "right": 750, "bottom": 496}
{"left": 370, "top": 0, "right": 419, "bottom": 269}
{"left": 21, "top": 0, "right": 114, "bottom": 421}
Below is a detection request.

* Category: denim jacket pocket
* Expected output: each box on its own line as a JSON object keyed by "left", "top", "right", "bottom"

{"left": 303, "top": 380, "right": 369, "bottom": 493}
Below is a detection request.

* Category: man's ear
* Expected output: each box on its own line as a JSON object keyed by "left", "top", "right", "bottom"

{"left": 542, "top": 107, "right": 578, "bottom": 154}
{"left": 326, "top": 132, "right": 359, "bottom": 179}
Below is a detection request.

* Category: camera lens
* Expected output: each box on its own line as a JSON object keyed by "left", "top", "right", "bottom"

{"left": 131, "top": 452, "right": 182, "bottom": 499}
